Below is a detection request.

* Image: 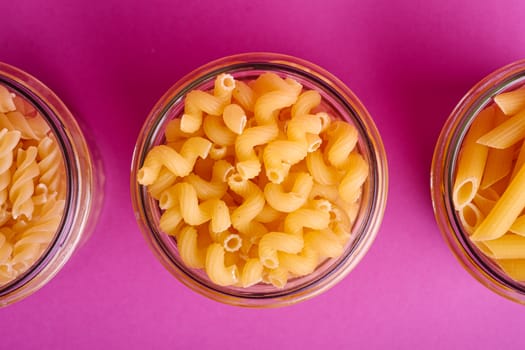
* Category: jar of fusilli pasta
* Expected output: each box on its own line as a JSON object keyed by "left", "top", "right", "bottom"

{"left": 432, "top": 59, "right": 525, "bottom": 304}
{"left": 0, "top": 62, "right": 103, "bottom": 306}
{"left": 131, "top": 53, "right": 388, "bottom": 307}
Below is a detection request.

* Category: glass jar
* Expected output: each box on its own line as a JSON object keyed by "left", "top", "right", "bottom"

{"left": 0, "top": 62, "right": 103, "bottom": 306}
{"left": 131, "top": 53, "right": 388, "bottom": 307}
{"left": 431, "top": 59, "right": 525, "bottom": 304}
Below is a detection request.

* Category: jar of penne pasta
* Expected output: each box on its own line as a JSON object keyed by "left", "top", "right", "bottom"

{"left": 0, "top": 62, "right": 102, "bottom": 306}
{"left": 432, "top": 59, "right": 525, "bottom": 304}
{"left": 131, "top": 53, "right": 388, "bottom": 307}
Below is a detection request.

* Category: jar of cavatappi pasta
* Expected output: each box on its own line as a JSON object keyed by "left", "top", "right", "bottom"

{"left": 432, "top": 59, "right": 525, "bottom": 304}
{"left": 131, "top": 53, "right": 388, "bottom": 307}
{"left": 0, "top": 62, "right": 102, "bottom": 306}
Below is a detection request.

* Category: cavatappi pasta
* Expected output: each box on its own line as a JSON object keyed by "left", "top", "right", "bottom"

{"left": 138, "top": 73, "right": 369, "bottom": 288}
{"left": 453, "top": 84, "right": 525, "bottom": 282}
{"left": 0, "top": 84, "right": 66, "bottom": 286}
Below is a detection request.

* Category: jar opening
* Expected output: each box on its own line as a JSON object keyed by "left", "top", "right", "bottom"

{"left": 433, "top": 59, "right": 525, "bottom": 304}
{"left": 0, "top": 62, "right": 98, "bottom": 306}
{"left": 131, "top": 53, "right": 388, "bottom": 306}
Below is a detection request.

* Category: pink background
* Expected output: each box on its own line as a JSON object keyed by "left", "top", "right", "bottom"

{"left": 1, "top": 0, "right": 525, "bottom": 348}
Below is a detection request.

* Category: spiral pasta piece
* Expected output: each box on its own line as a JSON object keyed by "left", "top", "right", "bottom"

{"left": 306, "top": 150, "right": 341, "bottom": 186}
{"left": 278, "top": 242, "right": 320, "bottom": 277}
{"left": 0, "top": 86, "right": 16, "bottom": 113}
{"left": 263, "top": 140, "right": 307, "bottom": 184}
{"left": 14, "top": 203, "right": 64, "bottom": 252}
{"left": 232, "top": 80, "right": 256, "bottom": 112}
{"left": 240, "top": 258, "right": 264, "bottom": 288}
{"left": 0, "top": 128, "right": 21, "bottom": 205}
{"left": 265, "top": 266, "right": 288, "bottom": 288}
{"left": 291, "top": 90, "right": 322, "bottom": 118}
{"left": 222, "top": 104, "right": 247, "bottom": 134}
{"left": 258, "top": 209, "right": 330, "bottom": 268}
{"left": 159, "top": 207, "right": 183, "bottom": 236}
{"left": 205, "top": 243, "right": 239, "bottom": 286}
{"left": 227, "top": 174, "right": 265, "bottom": 235}
{"left": 183, "top": 159, "right": 234, "bottom": 200}
{"left": 9, "top": 147, "right": 39, "bottom": 220}
{"left": 165, "top": 118, "right": 205, "bottom": 143}
{"left": 180, "top": 73, "right": 235, "bottom": 133}
{"left": 338, "top": 153, "right": 369, "bottom": 204}
{"left": 235, "top": 124, "right": 278, "bottom": 179}
{"left": 137, "top": 137, "right": 212, "bottom": 185}
{"left": 251, "top": 73, "right": 302, "bottom": 98}
{"left": 203, "top": 115, "right": 237, "bottom": 146}
{"left": 264, "top": 172, "right": 313, "bottom": 212}
{"left": 37, "top": 136, "right": 62, "bottom": 193}
{"left": 178, "top": 226, "right": 206, "bottom": 268}
{"left": 0, "top": 111, "right": 49, "bottom": 140}
{"left": 324, "top": 120, "right": 359, "bottom": 169}
{"left": 160, "top": 182, "right": 231, "bottom": 233}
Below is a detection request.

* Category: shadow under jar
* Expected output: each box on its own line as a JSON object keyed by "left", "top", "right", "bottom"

{"left": 0, "top": 62, "right": 103, "bottom": 306}
{"left": 131, "top": 53, "right": 388, "bottom": 307}
{"left": 432, "top": 59, "right": 525, "bottom": 304}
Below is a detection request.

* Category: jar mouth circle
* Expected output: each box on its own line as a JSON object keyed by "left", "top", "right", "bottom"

{"left": 431, "top": 59, "right": 525, "bottom": 303}
{"left": 131, "top": 53, "right": 388, "bottom": 306}
{"left": 0, "top": 62, "right": 91, "bottom": 303}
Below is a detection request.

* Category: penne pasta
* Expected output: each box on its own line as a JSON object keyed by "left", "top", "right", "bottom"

{"left": 471, "top": 155, "right": 525, "bottom": 241}
{"left": 477, "top": 108, "right": 525, "bottom": 149}
{"left": 496, "top": 259, "right": 525, "bottom": 281}
{"left": 494, "top": 87, "right": 525, "bottom": 116}
{"left": 458, "top": 203, "right": 484, "bottom": 235}
{"left": 482, "top": 234, "right": 525, "bottom": 259}
{"left": 509, "top": 215, "right": 525, "bottom": 237}
{"left": 452, "top": 105, "right": 494, "bottom": 208}
{"left": 480, "top": 146, "right": 514, "bottom": 189}
{"left": 511, "top": 140, "right": 525, "bottom": 180}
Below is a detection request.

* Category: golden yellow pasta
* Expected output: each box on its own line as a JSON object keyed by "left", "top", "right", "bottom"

{"left": 338, "top": 153, "right": 369, "bottom": 204}
{"left": 137, "top": 73, "right": 369, "bottom": 288}
{"left": 453, "top": 85, "right": 525, "bottom": 282}
{"left": 511, "top": 139, "right": 525, "bottom": 180}
{"left": 291, "top": 90, "right": 321, "bottom": 118}
{"left": 137, "top": 138, "right": 212, "bottom": 185}
{"left": 240, "top": 258, "right": 263, "bottom": 288}
{"left": 325, "top": 121, "right": 358, "bottom": 169}
{"left": 306, "top": 150, "right": 341, "bottom": 186}
{"left": 496, "top": 259, "right": 525, "bottom": 281}
{"left": 205, "top": 243, "right": 239, "bottom": 286}
{"left": 494, "top": 87, "right": 525, "bottom": 116}
{"left": 457, "top": 202, "right": 485, "bottom": 235}
{"left": 203, "top": 115, "right": 237, "bottom": 146}
{"left": 180, "top": 73, "right": 235, "bottom": 133}
{"left": 477, "top": 108, "right": 525, "bottom": 149}
{"left": 453, "top": 105, "right": 494, "bottom": 208}
{"left": 264, "top": 172, "right": 313, "bottom": 212}
{"left": 0, "top": 85, "right": 66, "bottom": 287}
{"left": 471, "top": 161, "right": 525, "bottom": 241}
{"left": 222, "top": 104, "right": 247, "bottom": 135}
{"left": 0, "top": 86, "right": 16, "bottom": 113}
{"left": 482, "top": 234, "right": 525, "bottom": 259}
{"left": 232, "top": 81, "right": 256, "bottom": 112}
{"left": 480, "top": 146, "right": 514, "bottom": 189}
{"left": 263, "top": 140, "right": 307, "bottom": 183}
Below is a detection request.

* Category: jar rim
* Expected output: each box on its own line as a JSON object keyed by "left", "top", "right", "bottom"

{"left": 431, "top": 58, "right": 525, "bottom": 304}
{"left": 131, "top": 52, "right": 388, "bottom": 307}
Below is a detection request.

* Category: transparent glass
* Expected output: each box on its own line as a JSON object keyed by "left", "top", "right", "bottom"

{"left": 0, "top": 62, "right": 103, "bottom": 306}
{"left": 131, "top": 53, "right": 388, "bottom": 307}
{"left": 431, "top": 59, "right": 525, "bottom": 304}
